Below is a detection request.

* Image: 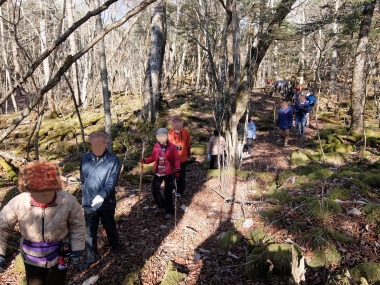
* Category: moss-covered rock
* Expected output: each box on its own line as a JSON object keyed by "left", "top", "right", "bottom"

{"left": 277, "top": 170, "right": 296, "bottom": 186}
{"left": 350, "top": 263, "right": 380, "bottom": 284}
{"left": 362, "top": 174, "right": 380, "bottom": 188}
{"left": 252, "top": 172, "right": 276, "bottom": 186}
{"left": 328, "top": 187, "right": 352, "bottom": 200}
{"left": 266, "top": 189, "right": 292, "bottom": 204}
{"left": 121, "top": 272, "right": 140, "bottom": 285}
{"left": 62, "top": 161, "right": 79, "bottom": 173}
{"left": 190, "top": 144, "right": 206, "bottom": 156}
{"left": 219, "top": 231, "right": 243, "bottom": 249}
{"left": 244, "top": 243, "right": 301, "bottom": 279}
{"left": 324, "top": 152, "right": 346, "bottom": 165}
{"left": 307, "top": 169, "right": 334, "bottom": 180}
{"left": 161, "top": 261, "right": 187, "bottom": 285}
{"left": 335, "top": 144, "right": 354, "bottom": 154}
{"left": 306, "top": 244, "right": 341, "bottom": 268}
{"left": 363, "top": 204, "right": 380, "bottom": 223}
{"left": 290, "top": 150, "right": 311, "bottom": 166}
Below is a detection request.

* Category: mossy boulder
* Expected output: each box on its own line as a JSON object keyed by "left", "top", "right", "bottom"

{"left": 219, "top": 231, "right": 243, "bottom": 249}
{"left": 362, "top": 174, "right": 380, "bottom": 188}
{"left": 290, "top": 150, "right": 311, "bottom": 167}
{"left": 266, "top": 189, "right": 292, "bottom": 204}
{"left": 244, "top": 243, "right": 301, "bottom": 279}
{"left": 324, "top": 152, "right": 346, "bottom": 165}
{"left": 62, "top": 161, "right": 79, "bottom": 173}
{"left": 190, "top": 144, "right": 206, "bottom": 156}
{"left": 277, "top": 170, "right": 296, "bottom": 186}
{"left": 307, "top": 168, "right": 334, "bottom": 180}
{"left": 161, "top": 261, "right": 187, "bottom": 285}
{"left": 335, "top": 144, "right": 354, "bottom": 154}
{"left": 252, "top": 172, "right": 276, "bottom": 186}
{"left": 350, "top": 263, "right": 380, "bottom": 284}
{"left": 362, "top": 204, "right": 380, "bottom": 223}
{"left": 328, "top": 187, "right": 352, "bottom": 200}
{"left": 306, "top": 244, "right": 341, "bottom": 268}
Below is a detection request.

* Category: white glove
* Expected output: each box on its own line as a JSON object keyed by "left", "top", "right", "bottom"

{"left": 91, "top": 195, "right": 104, "bottom": 209}
{"left": 207, "top": 154, "right": 211, "bottom": 161}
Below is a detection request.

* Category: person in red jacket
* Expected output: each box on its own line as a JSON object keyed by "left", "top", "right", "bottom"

{"left": 168, "top": 116, "right": 191, "bottom": 198}
{"left": 140, "top": 128, "right": 181, "bottom": 219}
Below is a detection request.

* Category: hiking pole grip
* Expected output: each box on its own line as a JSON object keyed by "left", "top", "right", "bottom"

{"left": 138, "top": 140, "right": 145, "bottom": 216}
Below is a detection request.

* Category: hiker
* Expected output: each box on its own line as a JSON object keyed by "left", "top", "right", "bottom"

{"left": 306, "top": 90, "right": 316, "bottom": 126}
{"left": 140, "top": 128, "right": 181, "bottom": 219}
{"left": 80, "top": 131, "right": 121, "bottom": 271}
{"left": 207, "top": 129, "right": 226, "bottom": 169}
{"left": 244, "top": 115, "right": 257, "bottom": 157}
{"left": 294, "top": 95, "right": 310, "bottom": 137}
{"left": 276, "top": 101, "right": 293, "bottom": 147}
{"left": 292, "top": 86, "right": 302, "bottom": 104}
{"left": 0, "top": 162, "right": 85, "bottom": 285}
{"left": 168, "top": 116, "right": 191, "bottom": 198}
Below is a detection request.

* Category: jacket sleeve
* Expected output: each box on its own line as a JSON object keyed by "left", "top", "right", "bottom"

{"left": 186, "top": 130, "right": 191, "bottom": 159}
{"left": 305, "top": 103, "right": 311, "bottom": 112}
{"left": 0, "top": 198, "right": 19, "bottom": 256}
{"left": 144, "top": 144, "right": 158, "bottom": 164}
{"left": 288, "top": 109, "right": 293, "bottom": 128}
{"left": 99, "top": 158, "right": 121, "bottom": 199}
{"left": 207, "top": 137, "right": 213, "bottom": 155}
{"left": 67, "top": 195, "right": 85, "bottom": 251}
{"left": 172, "top": 144, "right": 181, "bottom": 171}
{"left": 251, "top": 122, "right": 257, "bottom": 138}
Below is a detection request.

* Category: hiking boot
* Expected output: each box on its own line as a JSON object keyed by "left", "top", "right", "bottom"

{"left": 155, "top": 208, "right": 163, "bottom": 214}
{"left": 164, "top": 214, "right": 173, "bottom": 220}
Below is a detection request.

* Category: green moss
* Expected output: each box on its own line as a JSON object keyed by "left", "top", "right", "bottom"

{"left": 190, "top": 144, "right": 206, "bottom": 156}
{"left": 246, "top": 227, "right": 273, "bottom": 245}
{"left": 299, "top": 227, "right": 353, "bottom": 249}
{"left": 277, "top": 170, "right": 296, "bottom": 186}
{"left": 335, "top": 144, "right": 354, "bottom": 154}
{"left": 161, "top": 261, "right": 186, "bottom": 285}
{"left": 262, "top": 205, "right": 282, "bottom": 220}
{"left": 290, "top": 150, "right": 311, "bottom": 166}
{"left": 351, "top": 263, "right": 380, "bottom": 284}
{"left": 324, "top": 152, "right": 346, "bottom": 165}
{"left": 363, "top": 204, "right": 380, "bottom": 223}
{"left": 207, "top": 169, "right": 249, "bottom": 179}
{"left": 14, "top": 253, "right": 25, "bottom": 274}
{"left": 308, "top": 198, "right": 342, "bottom": 219}
{"left": 362, "top": 174, "right": 380, "bottom": 188}
{"left": 306, "top": 244, "right": 341, "bottom": 268}
{"left": 121, "top": 272, "right": 140, "bottom": 285}
{"left": 219, "top": 231, "right": 243, "bottom": 249}
{"left": 328, "top": 187, "right": 352, "bottom": 200}
{"left": 252, "top": 172, "right": 276, "bottom": 186}
{"left": 266, "top": 189, "right": 292, "bottom": 204}
{"left": 62, "top": 161, "right": 79, "bottom": 173}
{"left": 343, "top": 178, "right": 370, "bottom": 194}
{"left": 293, "top": 163, "right": 322, "bottom": 176}
{"left": 307, "top": 169, "right": 334, "bottom": 180}
{"left": 244, "top": 243, "right": 301, "bottom": 279}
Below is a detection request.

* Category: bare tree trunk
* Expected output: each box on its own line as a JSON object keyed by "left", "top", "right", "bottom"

{"left": 142, "top": 0, "right": 166, "bottom": 124}
{"left": 67, "top": 0, "right": 81, "bottom": 105}
{"left": 350, "top": 0, "right": 376, "bottom": 133}
{"left": 299, "top": 9, "right": 305, "bottom": 86}
{"left": 94, "top": 0, "right": 113, "bottom": 151}
{"left": 196, "top": 40, "right": 202, "bottom": 90}
{"left": 330, "top": 0, "right": 340, "bottom": 98}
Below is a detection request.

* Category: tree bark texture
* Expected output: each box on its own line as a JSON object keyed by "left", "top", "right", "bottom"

{"left": 350, "top": 0, "right": 376, "bottom": 133}
{"left": 142, "top": 0, "right": 166, "bottom": 124}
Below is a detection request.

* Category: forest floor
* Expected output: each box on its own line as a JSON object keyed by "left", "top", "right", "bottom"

{"left": 0, "top": 91, "right": 380, "bottom": 285}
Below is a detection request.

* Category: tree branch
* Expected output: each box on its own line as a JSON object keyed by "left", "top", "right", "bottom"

{"left": 0, "top": 0, "right": 157, "bottom": 144}
{"left": 0, "top": 0, "right": 120, "bottom": 106}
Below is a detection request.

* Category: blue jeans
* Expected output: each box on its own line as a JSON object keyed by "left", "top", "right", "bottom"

{"left": 84, "top": 209, "right": 119, "bottom": 262}
{"left": 295, "top": 115, "right": 306, "bottom": 136}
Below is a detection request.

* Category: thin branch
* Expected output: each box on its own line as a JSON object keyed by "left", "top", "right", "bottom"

{"left": 0, "top": 0, "right": 157, "bottom": 144}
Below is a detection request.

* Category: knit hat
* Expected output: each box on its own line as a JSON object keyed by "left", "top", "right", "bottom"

{"left": 156, "top": 128, "right": 168, "bottom": 135}
{"left": 18, "top": 162, "right": 62, "bottom": 192}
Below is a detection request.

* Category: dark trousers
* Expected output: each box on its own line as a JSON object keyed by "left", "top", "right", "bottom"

{"left": 84, "top": 209, "right": 119, "bottom": 263}
{"left": 24, "top": 263, "right": 67, "bottom": 285}
{"left": 177, "top": 161, "right": 187, "bottom": 195}
{"left": 152, "top": 174, "right": 174, "bottom": 214}
{"left": 247, "top": 138, "right": 254, "bottom": 154}
{"left": 210, "top": 154, "right": 224, "bottom": 169}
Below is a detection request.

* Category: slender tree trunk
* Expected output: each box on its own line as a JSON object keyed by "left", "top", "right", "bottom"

{"left": 330, "top": 0, "right": 340, "bottom": 98}
{"left": 95, "top": 0, "right": 113, "bottom": 151}
{"left": 142, "top": 0, "right": 166, "bottom": 124}
{"left": 350, "top": 0, "right": 376, "bottom": 133}
{"left": 67, "top": 0, "right": 81, "bottom": 105}
{"left": 299, "top": 9, "right": 305, "bottom": 86}
{"left": 196, "top": 40, "right": 202, "bottom": 90}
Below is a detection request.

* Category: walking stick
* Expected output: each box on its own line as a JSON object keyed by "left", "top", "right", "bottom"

{"left": 173, "top": 174, "right": 178, "bottom": 228}
{"left": 138, "top": 140, "right": 145, "bottom": 216}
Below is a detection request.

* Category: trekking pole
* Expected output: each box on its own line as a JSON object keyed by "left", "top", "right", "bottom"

{"left": 138, "top": 140, "right": 145, "bottom": 216}
{"left": 173, "top": 174, "right": 178, "bottom": 228}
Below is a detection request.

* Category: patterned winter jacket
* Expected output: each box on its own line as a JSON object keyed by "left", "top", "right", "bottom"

{"left": 144, "top": 142, "right": 181, "bottom": 175}
{"left": 0, "top": 190, "right": 85, "bottom": 268}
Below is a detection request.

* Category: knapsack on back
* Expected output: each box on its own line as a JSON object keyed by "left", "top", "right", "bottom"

{"left": 308, "top": 95, "right": 316, "bottom": 105}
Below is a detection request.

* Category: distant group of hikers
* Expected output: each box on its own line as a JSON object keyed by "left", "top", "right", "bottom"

{"left": 0, "top": 86, "right": 316, "bottom": 283}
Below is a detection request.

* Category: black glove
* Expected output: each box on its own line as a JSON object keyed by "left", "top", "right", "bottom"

{"left": 70, "top": 251, "right": 82, "bottom": 270}
{"left": 0, "top": 254, "right": 5, "bottom": 270}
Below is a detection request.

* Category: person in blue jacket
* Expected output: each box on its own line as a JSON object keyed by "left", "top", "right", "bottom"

{"left": 276, "top": 101, "right": 293, "bottom": 147}
{"left": 294, "top": 95, "right": 310, "bottom": 137}
{"left": 306, "top": 90, "right": 316, "bottom": 127}
{"left": 245, "top": 115, "right": 257, "bottom": 157}
{"left": 79, "top": 131, "right": 121, "bottom": 271}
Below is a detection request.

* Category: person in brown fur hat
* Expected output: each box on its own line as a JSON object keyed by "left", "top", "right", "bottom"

{"left": 0, "top": 162, "right": 85, "bottom": 285}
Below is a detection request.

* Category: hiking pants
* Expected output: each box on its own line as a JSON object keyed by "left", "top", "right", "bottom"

{"left": 84, "top": 208, "right": 119, "bottom": 263}
{"left": 177, "top": 161, "right": 187, "bottom": 196}
{"left": 152, "top": 174, "right": 174, "bottom": 214}
{"left": 279, "top": 129, "right": 290, "bottom": 144}
{"left": 24, "top": 263, "right": 67, "bottom": 285}
{"left": 210, "top": 154, "right": 225, "bottom": 169}
{"left": 295, "top": 115, "right": 306, "bottom": 136}
{"left": 247, "top": 138, "right": 254, "bottom": 154}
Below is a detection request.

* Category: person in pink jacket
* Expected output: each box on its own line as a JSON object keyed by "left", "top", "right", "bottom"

{"left": 140, "top": 128, "right": 181, "bottom": 219}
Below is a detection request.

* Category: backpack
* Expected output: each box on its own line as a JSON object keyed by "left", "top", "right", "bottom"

{"left": 308, "top": 95, "right": 315, "bottom": 105}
